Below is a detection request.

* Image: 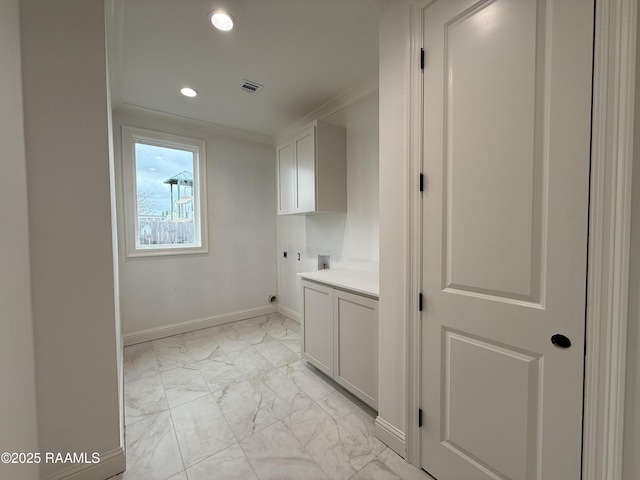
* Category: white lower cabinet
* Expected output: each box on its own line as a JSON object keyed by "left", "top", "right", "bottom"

{"left": 301, "top": 279, "right": 378, "bottom": 409}
{"left": 301, "top": 281, "right": 334, "bottom": 377}
{"left": 333, "top": 289, "right": 378, "bottom": 408}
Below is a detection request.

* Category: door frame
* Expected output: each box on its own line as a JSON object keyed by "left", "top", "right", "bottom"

{"left": 405, "top": 0, "right": 638, "bottom": 478}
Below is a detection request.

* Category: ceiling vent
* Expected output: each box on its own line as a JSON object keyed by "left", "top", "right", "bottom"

{"left": 240, "top": 80, "right": 263, "bottom": 94}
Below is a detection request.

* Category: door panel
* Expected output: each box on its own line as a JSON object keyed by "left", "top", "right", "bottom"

{"left": 443, "top": 330, "right": 541, "bottom": 480}
{"left": 420, "top": 0, "right": 593, "bottom": 479}
{"left": 444, "top": 0, "right": 542, "bottom": 303}
{"left": 277, "top": 141, "right": 294, "bottom": 215}
{"left": 301, "top": 280, "right": 334, "bottom": 376}
{"left": 334, "top": 290, "right": 378, "bottom": 408}
{"left": 295, "top": 127, "right": 316, "bottom": 213}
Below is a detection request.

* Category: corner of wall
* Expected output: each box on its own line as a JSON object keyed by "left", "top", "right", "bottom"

{"left": 20, "top": 0, "right": 123, "bottom": 477}
{"left": 0, "top": 1, "right": 40, "bottom": 478}
{"left": 377, "top": 0, "right": 411, "bottom": 443}
{"left": 375, "top": 416, "right": 406, "bottom": 457}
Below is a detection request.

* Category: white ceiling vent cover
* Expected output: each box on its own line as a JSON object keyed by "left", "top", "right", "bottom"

{"left": 240, "top": 79, "right": 263, "bottom": 94}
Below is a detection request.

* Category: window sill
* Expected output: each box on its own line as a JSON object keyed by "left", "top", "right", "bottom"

{"left": 126, "top": 245, "right": 209, "bottom": 258}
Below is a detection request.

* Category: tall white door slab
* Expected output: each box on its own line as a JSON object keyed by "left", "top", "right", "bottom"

{"left": 420, "top": 1, "right": 594, "bottom": 479}
{"left": 277, "top": 140, "right": 295, "bottom": 215}
{"left": 294, "top": 127, "right": 316, "bottom": 213}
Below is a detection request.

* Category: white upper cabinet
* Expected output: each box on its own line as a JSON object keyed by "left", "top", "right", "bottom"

{"left": 294, "top": 127, "right": 316, "bottom": 213}
{"left": 276, "top": 140, "right": 295, "bottom": 215}
{"left": 276, "top": 120, "right": 346, "bottom": 215}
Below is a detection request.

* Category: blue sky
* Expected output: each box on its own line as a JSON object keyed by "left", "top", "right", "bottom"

{"left": 135, "top": 143, "right": 193, "bottom": 215}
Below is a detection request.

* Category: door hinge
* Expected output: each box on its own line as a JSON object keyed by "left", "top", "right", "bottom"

{"left": 418, "top": 408, "right": 423, "bottom": 427}
{"left": 419, "top": 173, "right": 424, "bottom": 192}
{"left": 420, "top": 48, "right": 424, "bottom": 70}
{"left": 419, "top": 292, "right": 423, "bottom": 312}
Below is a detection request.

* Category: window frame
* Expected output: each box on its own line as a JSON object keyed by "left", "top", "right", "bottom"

{"left": 121, "top": 125, "right": 208, "bottom": 257}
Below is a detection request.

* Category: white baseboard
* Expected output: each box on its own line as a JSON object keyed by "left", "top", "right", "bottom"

{"left": 43, "top": 447, "right": 125, "bottom": 480}
{"left": 277, "top": 304, "right": 301, "bottom": 323}
{"left": 123, "top": 305, "right": 277, "bottom": 346}
{"left": 375, "top": 416, "right": 406, "bottom": 457}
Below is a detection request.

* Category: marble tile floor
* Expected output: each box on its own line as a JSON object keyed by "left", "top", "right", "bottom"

{"left": 112, "top": 312, "right": 434, "bottom": 480}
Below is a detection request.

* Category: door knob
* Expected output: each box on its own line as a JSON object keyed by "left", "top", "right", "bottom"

{"left": 551, "top": 334, "right": 572, "bottom": 349}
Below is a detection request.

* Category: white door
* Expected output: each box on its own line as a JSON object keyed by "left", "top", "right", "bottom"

{"left": 420, "top": 1, "right": 593, "bottom": 479}
{"left": 294, "top": 126, "right": 316, "bottom": 213}
{"left": 276, "top": 140, "right": 294, "bottom": 215}
{"left": 301, "top": 280, "right": 334, "bottom": 377}
{"left": 333, "top": 290, "right": 378, "bottom": 409}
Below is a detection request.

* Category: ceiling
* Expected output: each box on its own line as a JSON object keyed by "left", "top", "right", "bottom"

{"left": 106, "top": 0, "right": 382, "bottom": 139}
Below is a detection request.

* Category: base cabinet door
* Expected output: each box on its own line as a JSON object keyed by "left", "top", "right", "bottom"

{"left": 333, "top": 290, "right": 378, "bottom": 409}
{"left": 301, "top": 280, "right": 334, "bottom": 377}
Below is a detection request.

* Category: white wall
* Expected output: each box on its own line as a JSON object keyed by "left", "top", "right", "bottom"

{"left": 623, "top": 8, "right": 640, "bottom": 477}
{"left": 325, "top": 91, "right": 380, "bottom": 267}
{"left": 113, "top": 108, "right": 277, "bottom": 337}
{"left": 276, "top": 90, "right": 380, "bottom": 320}
{"left": 377, "top": 0, "right": 410, "bottom": 447}
{"left": 20, "top": 0, "right": 124, "bottom": 477}
{"left": 276, "top": 215, "right": 308, "bottom": 318}
{"left": 0, "top": 1, "right": 39, "bottom": 479}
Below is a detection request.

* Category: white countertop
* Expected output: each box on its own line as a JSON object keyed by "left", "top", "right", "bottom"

{"left": 297, "top": 269, "right": 379, "bottom": 298}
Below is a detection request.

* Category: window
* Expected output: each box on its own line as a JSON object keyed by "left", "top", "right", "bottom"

{"left": 121, "top": 126, "right": 207, "bottom": 256}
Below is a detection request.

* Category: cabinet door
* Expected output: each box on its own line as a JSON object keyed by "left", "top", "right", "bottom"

{"left": 294, "top": 126, "right": 316, "bottom": 213}
{"left": 301, "top": 280, "right": 333, "bottom": 377}
{"left": 334, "top": 290, "right": 378, "bottom": 409}
{"left": 276, "top": 140, "right": 295, "bottom": 215}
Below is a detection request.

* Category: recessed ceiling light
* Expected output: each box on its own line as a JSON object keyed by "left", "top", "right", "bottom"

{"left": 209, "top": 10, "right": 234, "bottom": 31}
{"left": 180, "top": 87, "right": 198, "bottom": 97}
